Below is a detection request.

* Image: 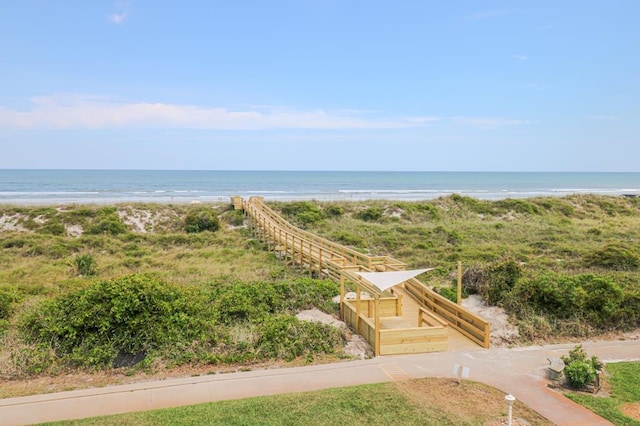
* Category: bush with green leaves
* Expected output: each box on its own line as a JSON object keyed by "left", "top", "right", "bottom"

{"left": 478, "top": 259, "right": 522, "bottom": 305}
{"left": 22, "top": 274, "right": 218, "bottom": 368}
{"left": 435, "top": 286, "right": 460, "bottom": 303}
{"left": 0, "top": 288, "right": 19, "bottom": 320}
{"left": 184, "top": 207, "right": 220, "bottom": 233}
{"left": 505, "top": 273, "right": 631, "bottom": 332}
{"left": 355, "top": 207, "right": 383, "bottom": 222}
{"left": 584, "top": 244, "right": 639, "bottom": 271}
{"left": 36, "top": 218, "right": 66, "bottom": 236}
{"left": 208, "top": 278, "right": 339, "bottom": 325}
{"left": 280, "top": 202, "right": 324, "bottom": 226}
{"left": 324, "top": 205, "right": 344, "bottom": 218}
{"left": 562, "top": 345, "right": 603, "bottom": 389}
{"left": 85, "top": 208, "right": 128, "bottom": 235}
{"left": 256, "top": 315, "right": 343, "bottom": 361}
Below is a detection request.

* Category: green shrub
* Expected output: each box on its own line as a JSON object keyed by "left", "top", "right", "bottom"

{"left": 355, "top": 207, "right": 383, "bottom": 222}
{"left": 495, "top": 199, "right": 541, "bottom": 215}
{"left": 324, "top": 205, "right": 344, "bottom": 218}
{"left": 479, "top": 259, "right": 522, "bottom": 305}
{"left": 435, "top": 286, "right": 459, "bottom": 303}
{"left": 209, "top": 279, "right": 339, "bottom": 325}
{"left": 331, "top": 231, "right": 365, "bottom": 247}
{"left": 271, "top": 279, "right": 339, "bottom": 314}
{"left": 74, "top": 253, "right": 97, "bottom": 276}
{"left": 86, "top": 215, "right": 128, "bottom": 235}
{"left": 37, "top": 218, "right": 66, "bottom": 236}
{"left": 0, "top": 288, "right": 19, "bottom": 320}
{"left": 584, "top": 244, "right": 639, "bottom": 270}
{"left": 562, "top": 345, "right": 603, "bottom": 389}
{"left": 22, "top": 274, "right": 217, "bottom": 368}
{"left": 565, "top": 361, "right": 596, "bottom": 389}
{"left": 256, "top": 315, "right": 343, "bottom": 361}
{"left": 184, "top": 208, "right": 220, "bottom": 233}
{"left": 450, "top": 194, "right": 493, "bottom": 215}
{"left": 211, "top": 282, "right": 280, "bottom": 324}
{"left": 507, "top": 273, "right": 629, "bottom": 331}
{"left": 280, "top": 202, "right": 324, "bottom": 226}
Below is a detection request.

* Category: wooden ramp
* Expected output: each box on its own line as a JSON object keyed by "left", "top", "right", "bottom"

{"left": 236, "top": 196, "right": 490, "bottom": 355}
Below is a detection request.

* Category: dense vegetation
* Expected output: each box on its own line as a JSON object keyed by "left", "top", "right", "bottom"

{"left": 1, "top": 194, "right": 639, "bottom": 381}
{"left": 0, "top": 204, "right": 341, "bottom": 379}
{"left": 272, "top": 195, "right": 640, "bottom": 340}
{"left": 17, "top": 274, "right": 341, "bottom": 375}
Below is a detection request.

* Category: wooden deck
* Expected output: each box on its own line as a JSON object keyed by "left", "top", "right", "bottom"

{"left": 237, "top": 196, "right": 490, "bottom": 355}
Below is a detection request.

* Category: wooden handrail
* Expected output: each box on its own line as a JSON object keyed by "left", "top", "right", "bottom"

{"left": 241, "top": 196, "right": 491, "bottom": 349}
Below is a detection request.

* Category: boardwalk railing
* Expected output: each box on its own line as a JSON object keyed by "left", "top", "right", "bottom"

{"left": 238, "top": 196, "right": 490, "bottom": 350}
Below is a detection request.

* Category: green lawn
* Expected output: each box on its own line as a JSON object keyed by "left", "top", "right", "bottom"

{"left": 45, "top": 378, "right": 552, "bottom": 426}
{"left": 567, "top": 361, "right": 640, "bottom": 425}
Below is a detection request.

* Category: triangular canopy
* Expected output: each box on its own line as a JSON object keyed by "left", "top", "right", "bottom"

{"left": 355, "top": 268, "right": 434, "bottom": 292}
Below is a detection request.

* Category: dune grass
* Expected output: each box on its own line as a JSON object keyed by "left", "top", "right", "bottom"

{"left": 271, "top": 196, "right": 640, "bottom": 339}
{"left": 1, "top": 195, "right": 640, "bottom": 382}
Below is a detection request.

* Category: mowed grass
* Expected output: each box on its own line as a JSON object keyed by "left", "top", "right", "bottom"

{"left": 45, "top": 378, "right": 552, "bottom": 426}
{"left": 567, "top": 361, "right": 640, "bottom": 425}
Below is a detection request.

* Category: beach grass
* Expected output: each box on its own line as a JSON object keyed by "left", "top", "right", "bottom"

{"left": 1, "top": 195, "right": 639, "bottom": 383}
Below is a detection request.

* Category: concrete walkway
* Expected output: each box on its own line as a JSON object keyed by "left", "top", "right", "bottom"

{"left": 1, "top": 340, "right": 639, "bottom": 425}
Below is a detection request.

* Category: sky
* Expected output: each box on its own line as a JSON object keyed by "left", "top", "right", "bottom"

{"left": 1, "top": 1, "right": 639, "bottom": 172}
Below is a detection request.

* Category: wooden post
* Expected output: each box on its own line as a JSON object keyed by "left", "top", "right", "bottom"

{"left": 457, "top": 261, "right": 462, "bottom": 305}
{"left": 308, "top": 241, "right": 313, "bottom": 277}
{"left": 396, "top": 292, "right": 403, "bottom": 316}
{"left": 284, "top": 232, "right": 289, "bottom": 265}
{"left": 267, "top": 223, "right": 272, "bottom": 251}
{"left": 339, "top": 271, "right": 345, "bottom": 320}
{"left": 299, "top": 239, "right": 303, "bottom": 270}
{"left": 278, "top": 228, "right": 282, "bottom": 250}
{"left": 375, "top": 294, "right": 381, "bottom": 356}
{"left": 484, "top": 324, "right": 491, "bottom": 349}
{"left": 355, "top": 286, "right": 361, "bottom": 334}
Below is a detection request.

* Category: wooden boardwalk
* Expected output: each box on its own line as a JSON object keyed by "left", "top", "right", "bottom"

{"left": 238, "top": 196, "right": 490, "bottom": 354}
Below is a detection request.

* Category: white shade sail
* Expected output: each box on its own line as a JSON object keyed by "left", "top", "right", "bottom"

{"left": 354, "top": 268, "right": 434, "bottom": 292}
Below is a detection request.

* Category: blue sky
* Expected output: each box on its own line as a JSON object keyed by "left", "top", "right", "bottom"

{"left": 1, "top": 1, "right": 638, "bottom": 171}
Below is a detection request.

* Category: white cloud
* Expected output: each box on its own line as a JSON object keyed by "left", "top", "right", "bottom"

{"left": 513, "top": 54, "right": 529, "bottom": 61}
{"left": 108, "top": 1, "right": 130, "bottom": 25}
{"left": 0, "top": 95, "right": 427, "bottom": 130}
{"left": 0, "top": 95, "right": 526, "bottom": 131}
{"left": 109, "top": 12, "right": 127, "bottom": 24}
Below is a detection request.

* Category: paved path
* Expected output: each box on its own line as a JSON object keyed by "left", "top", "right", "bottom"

{"left": 1, "top": 340, "right": 639, "bottom": 425}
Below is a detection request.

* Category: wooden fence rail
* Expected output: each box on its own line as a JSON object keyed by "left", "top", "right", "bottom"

{"left": 238, "top": 196, "right": 491, "bottom": 351}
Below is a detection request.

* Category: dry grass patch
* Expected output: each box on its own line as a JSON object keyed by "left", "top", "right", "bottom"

{"left": 396, "top": 378, "right": 552, "bottom": 425}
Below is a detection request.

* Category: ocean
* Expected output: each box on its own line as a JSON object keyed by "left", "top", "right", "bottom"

{"left": 1, "top": 169, "right": 639, "bottom": 205}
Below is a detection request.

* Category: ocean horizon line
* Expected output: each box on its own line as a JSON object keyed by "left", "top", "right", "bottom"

{"left": 1, "top": 169, "right": 639, "bottom": 205}
{"left": 2, "top": 168, "right": 640, "bottom": 174}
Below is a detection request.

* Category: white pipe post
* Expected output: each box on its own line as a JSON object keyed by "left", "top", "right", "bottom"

{"left": 505, "top": 394, "right": 516, "bottom": 426}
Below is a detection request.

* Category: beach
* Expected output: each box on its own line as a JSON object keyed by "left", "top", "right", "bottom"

{"left": 2, "top": 169, "right": 640, "bottom": 205}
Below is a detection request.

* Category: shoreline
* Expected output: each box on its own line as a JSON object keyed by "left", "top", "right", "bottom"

{"left": 2, "top": 190, "right": 640, "bottom": 206}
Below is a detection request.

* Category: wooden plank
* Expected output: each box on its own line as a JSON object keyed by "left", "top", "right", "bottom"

{"left": 381, "top": 327, "right": 446, "bottom": 338}
{"left": 380, "top": 341, "right": 448, "bottom": 355}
